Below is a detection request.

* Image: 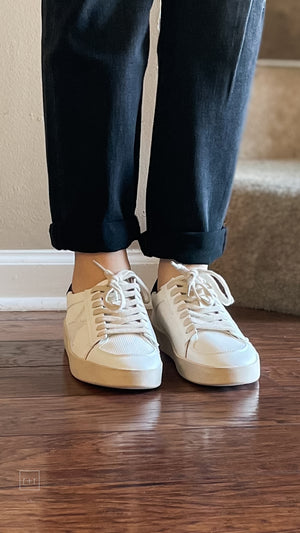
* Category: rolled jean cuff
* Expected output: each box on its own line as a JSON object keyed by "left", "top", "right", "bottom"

{"left": 138, "top": 227, "right": 227, "bottom": 264}
{"left": 49, "top": 215, "right": 141, "bottom": 252}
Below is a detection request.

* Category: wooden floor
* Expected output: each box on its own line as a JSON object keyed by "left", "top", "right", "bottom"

{"left": 0, "top": 307, "right": 299, "bottom": 533}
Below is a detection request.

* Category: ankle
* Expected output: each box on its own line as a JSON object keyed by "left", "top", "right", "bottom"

{"left": 157, "top": 259, "right": 208, "bottom": 291}
{"left": 72, "top": 250, "right": 130, "bottom": 293}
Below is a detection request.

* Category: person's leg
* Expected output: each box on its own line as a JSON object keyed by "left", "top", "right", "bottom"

{"left": 71, "top": 250, "right": 130, "bottom": 293}
{"left": 147, "top": 0, "right": 266, "bottom": 387}
{"left": 138, "top": 0, "right": 266, "bottom": 278}
{"left": 41, "top": 0, "right": 154, "bottom": 291}
{"left": 41, "top": 1, "right": 162, "bottom": 389}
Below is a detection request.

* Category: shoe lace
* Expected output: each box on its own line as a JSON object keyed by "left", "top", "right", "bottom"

{"left": 90, "top": 260, "right": 158, "bottom": 348}
{"left": 169, "top": 260, "right": 248, "bottom": 341}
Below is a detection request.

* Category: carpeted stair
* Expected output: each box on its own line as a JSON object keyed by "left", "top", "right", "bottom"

{"left": 211, "top": 160, "right": 300, "bottom": 315}
{"left": 210, "top": 61, "right": 300, "bottom": 316}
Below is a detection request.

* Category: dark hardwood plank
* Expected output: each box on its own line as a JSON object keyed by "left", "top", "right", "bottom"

{"left": 0, "top": 481, "right": 300, "bottom": 533}
{"left": 0, "top": 340, "right": 66, "bottom": 367}
{"left": 1, "top": 426, "right": 300, "bottom": 485}
{"left": 0, "top": 307, "right": 299, "bottom": 532}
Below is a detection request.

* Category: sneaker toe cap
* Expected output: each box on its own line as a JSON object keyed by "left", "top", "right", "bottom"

{"left": 189, "top": 331, "right": 259, "bottom": 368}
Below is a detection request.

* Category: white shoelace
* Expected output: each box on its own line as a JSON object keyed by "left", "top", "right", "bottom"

{"left": 169, "top": 260, "right": 248, "bottom": 341}
{"left": 90, "top": 260, "right": 158, "bottom": 348}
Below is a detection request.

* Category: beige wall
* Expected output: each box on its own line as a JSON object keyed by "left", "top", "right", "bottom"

{"left": 1, "top": 0, "right": 50, "bottom": 249}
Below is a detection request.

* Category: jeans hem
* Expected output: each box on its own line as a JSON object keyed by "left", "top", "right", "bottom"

{"left": 49, "top": 215, "right": 141, "bottom": 252}
{"left": 138, "top": 227, "right": 227, "bottom": 264}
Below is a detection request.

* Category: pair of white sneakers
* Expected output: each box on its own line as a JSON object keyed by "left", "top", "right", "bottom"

{"left": 64, "top": 260, "right": 260, "bottom": 389}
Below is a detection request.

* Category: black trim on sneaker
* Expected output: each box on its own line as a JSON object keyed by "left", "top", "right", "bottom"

{"left": 66, "top": 283, "right": 73, "bottom": 295}
{"left": 151, "top": 279, "right": 158, "bottom": 294}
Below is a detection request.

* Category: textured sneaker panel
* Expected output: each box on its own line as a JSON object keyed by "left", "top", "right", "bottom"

{"left": 87, "top": 343, "right": 160, "bottom": 370}
{"left": 92, "top": 334, "right": 155, "bottom": 355}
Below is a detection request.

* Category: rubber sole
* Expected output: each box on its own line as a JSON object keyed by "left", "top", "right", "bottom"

{"left": 153, "top": 323, "right": 260, "bottom": 387}
{"left": 64, "top": 321, "right": 162, "bottom": 390}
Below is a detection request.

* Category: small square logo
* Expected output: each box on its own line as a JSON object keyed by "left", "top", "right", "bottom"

{"left": 18, "top": 470, "right": 40, "bottom": 491}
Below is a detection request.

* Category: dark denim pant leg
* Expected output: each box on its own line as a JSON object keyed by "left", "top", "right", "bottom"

{"left": 41, "top": 0, "right": 154, "bottom": 252}
{"left": 138, "top": 0, "right": 266, "bottom": 264}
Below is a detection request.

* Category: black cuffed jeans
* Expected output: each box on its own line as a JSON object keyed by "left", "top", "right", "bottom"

{"left": 41, "top": 0, "right": 266, "bottom": 264}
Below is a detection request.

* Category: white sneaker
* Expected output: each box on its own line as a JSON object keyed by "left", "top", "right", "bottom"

{"left": 64, "top": 261, "right": 162, "bottom": 389}
{"left": 151, "top": 260, "right": 260, "bottom": 387}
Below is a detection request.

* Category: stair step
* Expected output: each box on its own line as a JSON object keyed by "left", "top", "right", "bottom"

{"left": 240, "top": 61, "right": 300, "bottom": 159}
{"left": 211, "top": 160, "right": 300, "bottom": 315}
{"left": 259, "top": 0, "right": 300, "bottom": 60}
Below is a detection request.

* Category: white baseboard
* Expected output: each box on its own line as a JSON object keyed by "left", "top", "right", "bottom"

{"left": 0, "top": 248, "right": 159, "bottom": 311}
{"left": 257, "top": 59, "right": 300, "bottom": 69}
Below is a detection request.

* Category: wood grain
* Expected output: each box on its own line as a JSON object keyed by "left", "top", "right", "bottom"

{"left": 0, "top": 307, "right": 299, "bottom": 532}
